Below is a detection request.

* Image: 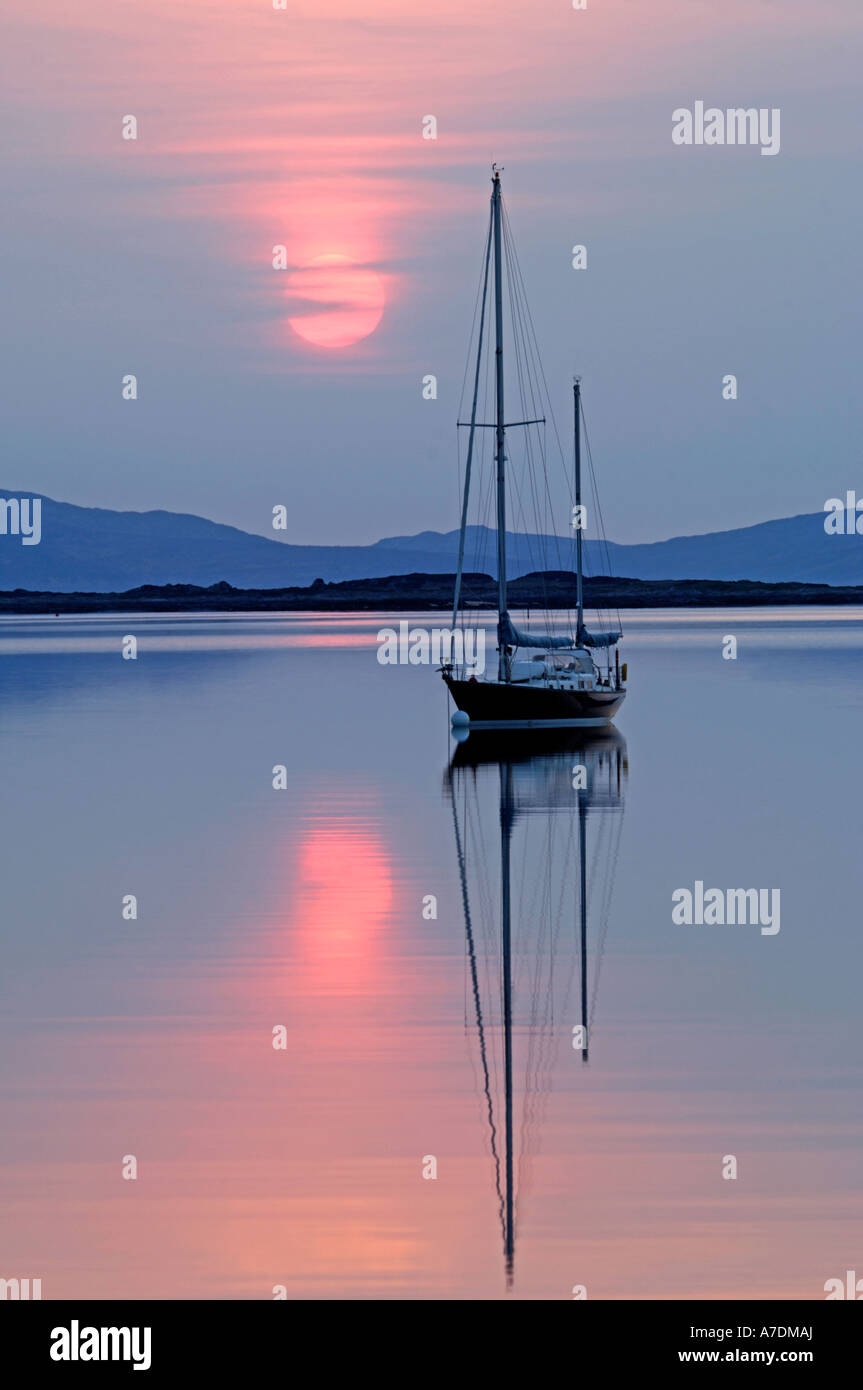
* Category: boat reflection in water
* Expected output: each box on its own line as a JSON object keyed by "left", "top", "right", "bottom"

{"left": 444, "top": 727, "right": 628, "bottom": 1286}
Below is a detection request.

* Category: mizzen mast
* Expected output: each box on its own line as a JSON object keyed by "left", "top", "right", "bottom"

{"left": 574, "top": 376, "right": 584, "bottom": 643}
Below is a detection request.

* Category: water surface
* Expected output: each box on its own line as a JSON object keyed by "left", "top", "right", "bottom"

{"left": 1, "top": 609, "right": 861, "bottom": 1299}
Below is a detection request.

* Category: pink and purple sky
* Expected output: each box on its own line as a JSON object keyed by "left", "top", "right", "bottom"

{"left": 3, "top": 0, "right": 862, "bottom": 543}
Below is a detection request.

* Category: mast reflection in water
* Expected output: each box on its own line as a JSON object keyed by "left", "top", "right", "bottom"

{"left": 445, "top": 728, "right": 628, "bottom": 1287}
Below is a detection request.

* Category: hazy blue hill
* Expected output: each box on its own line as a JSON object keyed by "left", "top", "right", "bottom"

{"left": 0, "top": 489, "right": 858, "bottom": 591}
{"left": 599, "top": 513, "right": 862, "bottom": 585}
{"left": 0, "top": 491, "right": 451, "bottom": 591}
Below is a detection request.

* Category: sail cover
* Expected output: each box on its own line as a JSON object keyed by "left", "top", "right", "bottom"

{"left": 498, "top": 612, "right": 620, "bottom": 650}
{"left": 577, "top": 624, "right": 622, "bottom": 649}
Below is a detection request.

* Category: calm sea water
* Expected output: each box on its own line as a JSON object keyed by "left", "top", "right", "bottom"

{"left": 1, "top": 608, "right": 861, "bottom": 1300}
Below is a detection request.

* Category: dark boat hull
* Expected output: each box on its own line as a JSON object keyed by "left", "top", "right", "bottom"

{"left": 444, "top": 674, "right": 625, "bottom": 727}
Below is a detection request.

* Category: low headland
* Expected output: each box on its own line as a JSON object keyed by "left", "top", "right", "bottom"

{"left": 2, "top": 571, "right": 863, "bottom": 614}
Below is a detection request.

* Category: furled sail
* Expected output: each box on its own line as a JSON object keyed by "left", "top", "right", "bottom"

{"left": 576, "top": 624, "right": 621, "bottom": 649}
{"left": 498, "top": 611, "right": 575, "bottom": 650}
{"left": 498, "top": 612, "right": 620, "bottom": 651}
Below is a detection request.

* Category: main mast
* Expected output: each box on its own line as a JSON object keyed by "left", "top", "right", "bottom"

{"left": 492, "top": 168, "right": 508, "bottom": 681}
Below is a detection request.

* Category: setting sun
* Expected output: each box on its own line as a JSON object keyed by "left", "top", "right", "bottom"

{"left": 287, "top": 253, "right": 385, "bottom": 349}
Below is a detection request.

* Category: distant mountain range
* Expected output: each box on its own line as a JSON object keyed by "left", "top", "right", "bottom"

{"left": 0, "top": 489, "right": 859, "bottom": 592}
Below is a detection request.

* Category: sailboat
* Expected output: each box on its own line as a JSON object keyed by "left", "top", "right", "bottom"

{"left": 442, "top": 168, "right": 627, "bottom": 730}
{"left": 446, "top": 727, "right": 628, "bottom": 1285}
